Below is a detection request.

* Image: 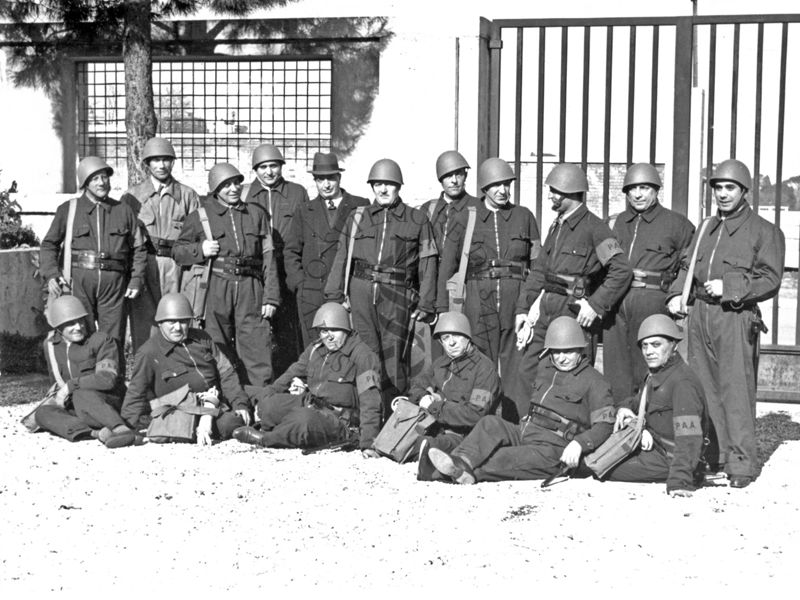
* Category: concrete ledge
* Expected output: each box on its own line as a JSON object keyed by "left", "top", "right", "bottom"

{"left": 0, "top": 247, "right": 47, "bottom": 337}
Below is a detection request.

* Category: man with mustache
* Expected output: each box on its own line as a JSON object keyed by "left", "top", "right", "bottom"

{"left": 173, "top": 163, "right": 280, "bottom": 388}
{"left": 121, "top": 137, "right": 200, "bottom": 352}
{"left": 40, "top": 156, "right": 147, "bottom": 360}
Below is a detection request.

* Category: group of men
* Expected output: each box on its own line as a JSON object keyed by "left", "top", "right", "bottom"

{"left": 33, "top": 138, "right": 785, "bottom": 494}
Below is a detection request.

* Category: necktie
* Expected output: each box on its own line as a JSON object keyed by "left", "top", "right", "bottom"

{"left": 327, "top": 199, "right": 336, "bottom": 210}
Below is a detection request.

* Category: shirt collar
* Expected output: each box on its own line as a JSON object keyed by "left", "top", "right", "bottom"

{"left": 369, "top": 197, "right": 406, "bottom": 217}
{"left": 623, "top": 201, "right": 662, "bottom": 223}
{"left": 648, "top": 352, "right": 683, "bottom": 388}
{"left": 713, "top": 201, "right": 751, "bottom": 235}
{"left": 81, "top": 193, "right": 115, "bottom": 213}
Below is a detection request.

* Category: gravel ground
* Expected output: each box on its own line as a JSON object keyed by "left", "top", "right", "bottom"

{"left": 1, "top": 394, "right": 799, "bottom": 596}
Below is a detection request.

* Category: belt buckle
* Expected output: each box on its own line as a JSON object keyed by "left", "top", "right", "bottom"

{"left": 572, "top": 280, "right": 585, "bottom": 299}
{"left": 233, "top": 267, "right": 243, "bottom": 276}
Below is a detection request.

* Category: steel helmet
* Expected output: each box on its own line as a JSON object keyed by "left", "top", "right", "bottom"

{"left": 545, "top": 163, "right": 589, "bottom": 194}
{"left": 252, "top": 143, "right": 285, "bottom": 168}
{"left": 208, "top": 163, "right": 244, "bottom": 195}
{"left": 433, "top": 311, "right": 472, "bottom": 339}
{"left": 142, "top": 137, "right": 176, "bottom": 162}
{"left": 637, "top": 314, "right": 684, "bottom": 343}
{"left": 710, "top": 159, "right": 752, "bottom": 191}
{"left": 367, "top": 158, "right": 404, "bottom": 186}
{"left": 47, "top": 295, "right": 89, "bottom": 329}
{"left": 436, "top": 151, "right": 470, "bottom": 181}
{"left": 312, "top": 302, "right": 351, "bottom": 331}
{"left": 155, "top": 293, "right": 194, "bottom": 322}
{"left": 77, "top": 156, "right": 113, "bottom": 189}
{"left": 477, "top": 158, "right": 515, "bottom": 191}
{"left": 623, "top": 163, "right": 662, "bottom": 192}
{"left": 543, "top": 316, "right": 586, "bottom": 351}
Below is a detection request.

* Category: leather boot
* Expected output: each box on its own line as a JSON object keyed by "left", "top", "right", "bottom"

{"left": 233, "top": 426, "right": 271, "bottom": 447}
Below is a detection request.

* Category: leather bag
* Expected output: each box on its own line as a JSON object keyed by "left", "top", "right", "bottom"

{"left": 372, "top": 397, "right": 436, "bottom": 463}
{"left": 146, "top": 384, "right": 218, "bottom": 443}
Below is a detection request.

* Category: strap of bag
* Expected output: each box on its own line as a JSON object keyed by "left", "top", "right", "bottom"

{"left": 62, "top": 197, "right": 77, "bottom": 286}
{"left": 456, "top": 206, "right": 477, "bottom": 288}
{"left": 45, "top": 334, "right": 66, "bottom": 388}
{"left": 427, "top": 200, "right": 438, "bottom": 222}
{"left": 634, "top": 375, "right": 649, "bottom": 426}
{"left": 198, "top": 206, "right": 213, "bottom": 241}
{"left": 680, "top": 217, "right": 713, "bottom": 313}
{"left": 343, "top": 207, "right": 365, "bottom": 301}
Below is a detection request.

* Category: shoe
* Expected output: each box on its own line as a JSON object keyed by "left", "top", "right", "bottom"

{"left": 729, "top": 475, "right": 753, "bottom": 489}
{"left": 427, "top": 448, "right": 476, "bottom": 485}
{"left": 232, "top": 426, "right": 269, "bottom": 447}
{"left": 103, "top": 429, "right": 137, "bottom": 449}
{"left": 417, "top": 439, "right": 436, "bottom": 481}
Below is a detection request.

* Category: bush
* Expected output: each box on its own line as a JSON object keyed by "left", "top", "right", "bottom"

{"left": 0, "top": 331, "right": 47, "bottom": 374}
{"left": 1, "top": 178, "right": 40, "bottom": 249}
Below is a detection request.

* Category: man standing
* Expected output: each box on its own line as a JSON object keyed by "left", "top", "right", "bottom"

{"left": 284, "top": 152, "right": 369, "bottom": 346}
{"left": 667, "top": 159, "right": 784, "bottom": 488}
{"left": 324, "top": 158, "right": 438, "bottom": 406}
{"left": 244, "top": 143, "right": 309, "bottom": 375}
{"left": 173, "top": 163, "right": 280, "bottom": 387}
{"left": 437, "top": 158, "right": 539, "bottom": 418}
{"left": 604, "top": 163, "right": 694, "bottom": 403}
{"left": 40, "top": 156, "right": 147, "bottom": 355}
{"left": 515, "top": 163, "right": 632, "bottom": 409}
{"left": 121, "top": 137, "right": 200, "bottom": 352}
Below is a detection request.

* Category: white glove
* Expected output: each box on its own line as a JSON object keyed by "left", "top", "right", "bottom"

{"left": 288, "top": 377, "right": 308, "bottom": 395}
{"left": 196, "top": 415, "right": 213, "bottom": 446}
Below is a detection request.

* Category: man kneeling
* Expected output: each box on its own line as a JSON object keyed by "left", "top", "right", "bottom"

{"left": 605, "top": 315, "right": 707, "bottom": 497}
{"left": 35, "top": 296, "right": 136, "bottom": 448}
{"left": 424, "top": 317, "right": 615, "bottom": 483}
{"left": 121, "top": 293, "right": 249, "bottom": 443}
{"left": 233, "top": 302, "right": 382, "bottom": 454}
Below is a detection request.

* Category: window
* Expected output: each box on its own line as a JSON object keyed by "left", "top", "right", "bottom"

{"left": 76, "top": 58, "right": 332, "bottom": 191}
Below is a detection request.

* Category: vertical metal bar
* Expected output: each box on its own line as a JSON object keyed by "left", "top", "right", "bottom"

{"left": 649, "top": 25, "right": 659, "bottom": 165}
{"left": 488, "top": 27, "right": 503, "bottom": 157}
{"left": 476, "top": 18, "right": 497, "bottom": 166}
{"left": 536, "top": 28, "right": 546, "bottom": 222}
{"left": 672, "top": 18, "right": 693, "bottom": 217}
{"left": 581, "top": 26, "right": 590, "bottom": 171}
{"left": 63, "top": 60, "right": 79, "bottom": 193}
{"left": 730, "top": 23, "right": 740, "bottom": 157}
{"left": 774, "top": 22, "right": 788, "bottom": 345}
{"left": 602, "top": 27, "right": 613, "bottom": 218}
{"left": 559, "top": 26, "right": 568, "bottom": 162}
{"left": 454, "top": 37, "right": 460, "bottom": 149}
{"left": 626, "top": 25, "right": 636, "bottom": 165}
{"left": 514, "top": 28, "right": 524, "bottom": 206}
{"left": 752, "top": 23, "right": 764, "bottom": 210}
{"left": 705, "top": 25, "right": 717, "bottom": 217}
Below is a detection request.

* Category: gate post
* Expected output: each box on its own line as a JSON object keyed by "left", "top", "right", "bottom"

{"left": 671, "top": 17, "right": 694, "bottom": 216}
{"left": 477, "top": 18, "right": 502, "bottom": 166}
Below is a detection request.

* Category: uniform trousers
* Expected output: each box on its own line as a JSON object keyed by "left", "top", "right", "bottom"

{"left": 251, "top": 389, "right": 348, "bottom": 448}
{"left": 605, "top": 445, "right": 671, "bottom": 483}
{"left": 71, "top": 268, "right": 128, "bottom": 365}
{"left": 205, "top": 273, "right": 272, "bottom": 387}
{"left": 271, "top": 285, "right": 303, "bottom": 378}
{"left": 688, "top": 300, "right": 757, "bottom": 477}
{"left": 129, "top": 255, "right": 178, "bottom": 353}
{"left": 35, "top": 390, "right": 126, "bottom": 442}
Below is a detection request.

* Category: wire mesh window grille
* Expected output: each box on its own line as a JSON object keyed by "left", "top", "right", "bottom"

{"left": 76, "top": 58, "right": 333, "bottom": 191}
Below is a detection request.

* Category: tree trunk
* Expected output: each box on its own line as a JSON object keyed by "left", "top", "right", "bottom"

{"left": 122, "top": 0, "right": 157, "bottom": 187}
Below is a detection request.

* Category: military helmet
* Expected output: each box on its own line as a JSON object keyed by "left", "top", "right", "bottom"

{"left": 433, "top": 311, "right": 472, "bottom": 339}
{"left": 709, "top": 158, "right": 752, "bottom": 191}
{"left": 637, "top": 314, "right": 684, "bottom": 343}
{"left": 543, "top": 316, "right": 586, "bottom": 351}
{"left": 435, "top": 151, "right": 470, "bottom": 181}
{"left": 367, "top": 158, "right": 404, "bottom": 186}
{"left": 477, "top": 158, "right": 515, "bottom": 191}
{"left": 545, "top": 163, "right": 589, "bottom": 194}
{"left": 142, "top": 137, "right": 176, "bottom": 162}
{"left": 312, "top": 302, "right": 351, "bottom": 331}
{"left": 252, "top": 143, "right": 285, "bottom": 168}
{"left": 623, "top": 163, "right": 662, "bottom": 192}
{"left": 77, "top": 156, "right": 113, "bottom": 189}
{"left": 155, "top": 293, "right": 194, "bottom": 322}
{"left": 208, "top": 163, "right": 244, "bottom": 195}
{"left": 47, "top": 295, "right": 89, "bottom": 329}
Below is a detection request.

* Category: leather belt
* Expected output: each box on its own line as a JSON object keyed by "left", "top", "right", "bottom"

{"left": 71, "top": 250, "right": 128, "bottom": 272}
{"left": 211, "top": 255, "right": 263, "bottom": 278}
{"left": 352, "top": 259, "right": 414, "bottom": 287}
{"left": 466, "top": 260, "right": 527, "bottom": 281}
{"left": 543, "top": 272, "right": 588, "bottom": 299}
{"left": 631, "top": 268, "right": 672, "bottom": 292}
{"left": 526, "top": 403, "right": 585, "bottom": 441}
{"left": 149, "top": 237, "right": 175, "bottom": 258}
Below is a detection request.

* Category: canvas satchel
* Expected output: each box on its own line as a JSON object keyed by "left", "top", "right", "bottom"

{"left": 584, "top": 378, "right": 649, "bottom": 479}
{"left": 21, "top": 335, "right": 67, "bottom": 433}
{"left": 372, "top": 397, "right": 436, "bottom": 463}
{"left": 146, "top": 384, "right": 218, "bottom": 443}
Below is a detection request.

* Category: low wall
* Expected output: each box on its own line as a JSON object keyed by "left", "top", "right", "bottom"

{"left": 0, "top": 247, "right": 46, "bottom": 337}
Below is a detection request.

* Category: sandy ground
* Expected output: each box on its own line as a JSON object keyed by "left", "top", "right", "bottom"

{"left": 1, "top": 399, "right": 799, "bottom": 597}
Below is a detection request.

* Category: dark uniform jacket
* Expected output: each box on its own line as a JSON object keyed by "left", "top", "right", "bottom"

{"left": 407, "top": 344, "right": 501, "bottom": 433}
{"left": 525, "top": 357, "right": 616, "bottom": 453}
{"left": 245, "top": 177, "right": 309, "bottom": 260}
{"left": 669, "top": 202, "right": 785, "bottom": 306}
{"left": 420, "top": 192, "right": 480, "bottom": 258}
{"left": 324, "top": 199, "right": 439, "bottom": 313}
{"left": 612, "top": 202, "right": 694, "bottom": 284}
{"left": 437, "top": 202, "right": 540, "bottom": 315}
{"left": 46, "top": 330, "right": 122, "bottom": 395}
{"left": 172, "top": 197, "right": 280, "bottom": 306}
{"left": 40, "top": 194, "right": 147, "bottom": 290}
{"left": 121, "top": 178, "right": 200, "bottom": 245}
{"left": 121, "top": 328, "right": 249, "bottom": 427}
{"left": 263, "top": 332, "right": 382, "bottom": 448}
{"left": 283, "top": 190, "right": 369, "bottom": 294}
{"left": 619, "top": 354, "right": 707, "bottom": 492}
{"left": 516, "top": 203, "right": 632, "bottom": 317}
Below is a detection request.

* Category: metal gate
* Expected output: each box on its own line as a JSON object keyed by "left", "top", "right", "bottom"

{"left": 478, "top": 14, "right": 800, "bottom": 348}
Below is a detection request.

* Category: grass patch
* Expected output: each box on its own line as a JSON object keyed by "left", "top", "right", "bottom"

{"left": 0, "top": 373, "right": 51, "bottom": 407}
{"left": 756, "top": 412, "right": 800, "bottom": 474}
